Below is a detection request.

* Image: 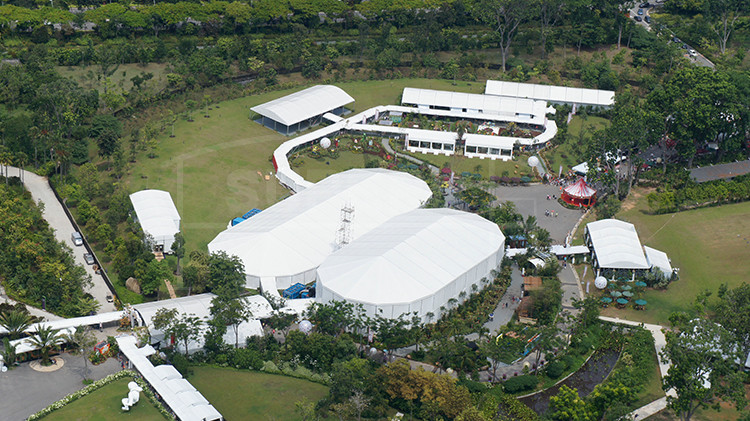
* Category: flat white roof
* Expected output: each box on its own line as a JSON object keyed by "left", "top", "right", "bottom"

{"left": 402, "top": 87, "right": 548, "bottom": 118}
{"left": 317, "top": 209, "right": 504, "bottom": 306}
{"left": 129, "top": 190, "right": 180, "bottom": 244}
{"left": 586, "top": 219, "right": 649, "bottom": 269}
{"left": 208, "top": 169, "right": 432, "bottom": 282}
{"left": 463, "top": 133, "right": 518, "bottom": 149}
{"left": 485, "top": 80, "right": 615, "bottom": 107}
{"left": 644, "top": 246, "right": 673, "bottom": 276}
{"left": 251, "top": 85, "right": 354, "bottom": 127}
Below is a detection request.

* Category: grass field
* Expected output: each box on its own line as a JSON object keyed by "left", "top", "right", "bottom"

{"left": 189, "top": 366, "right": 329, "bottom": 421}
{"left": 597, "top": 188, "right": 750, "bottom": 325}
{"left": 122, "top": 79, "right": 493, "bottom": 255}
{"left": 542, "top": 115, "right": 610, "bottom": 175}
{"left": 40, "top": 377, "right": 167, "bottom": 421}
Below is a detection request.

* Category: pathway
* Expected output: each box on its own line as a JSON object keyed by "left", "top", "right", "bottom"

{"left": 380, "top": 138, "right": 439, "bottom": 176}
{"left": 5, "top": 166, "right": 116, "bottom": 313}
{"left": 164, "top": 279, "right": 177, "bottom": 299}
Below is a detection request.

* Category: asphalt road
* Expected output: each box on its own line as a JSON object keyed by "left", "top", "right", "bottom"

{"left": 7, "top": 166, "right": 117, "bottom": 313}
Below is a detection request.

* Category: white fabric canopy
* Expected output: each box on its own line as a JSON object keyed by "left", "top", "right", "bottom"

{"left": 644, "top": 246, "right": 673, "bottom": 276}
{"left": 485, "top": 80, "right": 615, "bottom": 107}
{"left": 586, "top": 219, "right": 649, "bottom": 269}
{"left": 251, "top": 85, "right": 354, "bottom": 127}
{"left": 317, "top": 209, "right": 504, "bottom": 321}
{"left": 208, "top": 169, "right": 432, "bottom": 289}
{"left": 402, "top": 87, "right": 548, "bottom": 119}
{"left": 129, "top": 190, "right": 180, "bottom": 250}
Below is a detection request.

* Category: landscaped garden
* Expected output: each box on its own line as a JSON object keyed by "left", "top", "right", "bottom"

{"left": 188, "top": 366, "right": 329, "bottom": 421}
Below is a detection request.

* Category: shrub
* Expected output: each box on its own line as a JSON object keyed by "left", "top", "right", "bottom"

{"left": 503, "top": 375, "right": 538, "bottom": 393}
{"left": 170, "top": 353, "right": 191, "bottom": 377}
{"left": 230, "top": 347, "right": 263, "bottom": 370}
{"left": 546, "top": 360, "right": 566, "bottom": 379}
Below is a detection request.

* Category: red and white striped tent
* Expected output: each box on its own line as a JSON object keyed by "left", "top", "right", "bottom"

{"left": 562, "top": 178, "right": 596, "bottom": 207}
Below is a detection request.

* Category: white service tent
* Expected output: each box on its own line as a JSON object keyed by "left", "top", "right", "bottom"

{"left": 208, "top": 169, "right": 433, "bottom": 290}
{"left": 644, "top": 246, "right": 673, "bottom": 277}
{"left": 317, "top": 209, "right": 505, "bottom": 321}
{"left": 129, "top": 190, "right": 181, "bottom": 251}
{"left": 485, "top": 80, "right": 615, "bottom": 108}
{"left": 251, "top": 85, "right": 354, "bottom": 134}
{"left": 585, "top": 219, "right": 649, "bottom": 270}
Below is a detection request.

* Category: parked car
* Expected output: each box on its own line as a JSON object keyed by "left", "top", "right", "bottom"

{"left": 645, "top": 16, "right": 651, "bottom": 23}
{"left": 634, "top": 16, "right": 643, "bottom": 21}
{"left": 83, "top": 253, "right": 95, "bottom": 265}
{"left": 639, "top": 2, "right": 650, "bottom": 7}
{"left": 637, "top": 8, "right": 644, "bottom": 15}
{"left": 688, "top": 48, "right": 697, "bottom": 57}
{"left": 106, "top": 295, "right": 114, "bottom": 303}
{"left": 71, "top": 231, "right": 83, "bottom": 246}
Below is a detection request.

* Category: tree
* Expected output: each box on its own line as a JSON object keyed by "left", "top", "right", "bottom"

{"left": 0, "top": 309, "right": 33, "bottom": 340}
{"left": 662, "top": 317, "right": 747, "bottom": 421}
{"left": 480, "top": 336, "right": 505, "bottom": 381}
{"left": 308, "top": 301, "right": 354, "bottom": 337}
{"left": 171, "top": 232, "right": 185, "bottom": 276}
{"left": 89, "top": 114, "right": 122, "bottom": 159}
{"left": 712, "top": 283, "right": 750, "bottom": 366}
{"left": 456, "top": 187, "right": 496, "bottom": 211}
{"left": 2, "top": 337, "right": 17, "bottom": 369}
{"left": 266, "top": 311, "right": 296, "bottom": 342}
{"left": 28, "top": 325, "right": 61, "bottom": 366}
{"left": 183, "top": 250, "right": 210, "bottom": 295}
{"left": 535, "top": 0, "right": 564, "bottom": 58}
{"left": 137, "top": 259, "right": 171, "bottom": 296}
{"left": 76, "top": 295, "right": 101, "bottom": 316}
{"left": 208, "top": 251, "right": 246, "bottom": 299}
{"left": 65, "top": 326, "right": 97, "bottom": 380}
{"left": 549, "top": 385, "right": 596, "bottom": 421}
{"left": 210, "top": 296, "right": 252, "bottom": 348}
{"left": 707, "top": 0, "right": 746, "bottom": 55}
{"left": 152, "top": 308, "right": 204, "bottom": 355}
{"left": 474, "top": 0, "right": 530, "bottom": 72}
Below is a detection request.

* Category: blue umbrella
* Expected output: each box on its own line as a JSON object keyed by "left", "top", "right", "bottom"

{"left": 635, "top": 299, "right": 647, "bottom": 306}
{"left": 622, "top": 291, "right": 634, "bottom": 298}
{"left": 621, "top": 285, "right": 633, "bottom": 291}
{"left": 601, "top": 297, "right": 613, "bottom": 303}
{"left": 635, "top": 281, "right": 647, "bottom": 287}
{"left": 610, "top": 291, "right": 622, "bottom": 298}
{"left": 616, "top": 298, "right": 629, "bottom": 305}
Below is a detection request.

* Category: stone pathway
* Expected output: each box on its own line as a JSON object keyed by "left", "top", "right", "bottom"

{"left": 164, "top": 279, "right": 177, "bottom": 299}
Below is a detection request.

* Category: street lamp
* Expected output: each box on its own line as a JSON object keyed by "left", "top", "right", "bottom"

{"left": 42, "top": 295, "right": 46, "bottom": 311}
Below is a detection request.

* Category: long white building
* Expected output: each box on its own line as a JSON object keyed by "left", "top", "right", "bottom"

{"left": 485, "top": 80, "right": 615, "bottom": 108}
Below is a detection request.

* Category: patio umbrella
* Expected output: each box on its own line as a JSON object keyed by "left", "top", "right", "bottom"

{"left": 607, "top": 283, "right": 618, "bottom": 290}
{"left": 621, "top": 285, "right": 633, "bottom": 291}
{"left": 635, "top": 281, "right": 647, "bottom": 287}
{"left": 635, "top": 299, "right": 647, "bottom": 306}
{"left": 610, "top": 291, "right": 622, "bottom": 298}
{"left": 616, "top": 298, "right": 629, "bottom": 305}
{"left": 622, "top": 277, "right": 634, "bottom": 283}
{"left": 521, "top": 176, "right": 532, "bottom": 183}
{"left": 622, "top": 291, "right": 634, "bottom": 298}
{"left": 601, "top": 297, "right": 613, "bottom": 303}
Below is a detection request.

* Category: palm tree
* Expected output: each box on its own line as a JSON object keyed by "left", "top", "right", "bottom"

{"left": 2, "top": 337, "right": 17, "bottom": 369}
{"left": 65, "top": 326, "right": 97, "bottom": 380}
{"left": 0, "top": 310, "right": 34, "bottom": 340}
{"left": 28, "top": 325, "right": 61, "bottom": 366}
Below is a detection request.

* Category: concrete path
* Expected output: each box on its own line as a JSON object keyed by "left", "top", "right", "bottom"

{"left": 381, "top": 138, "right": 439, "bottom": 175}
{"left": 0, "top": 287, "right": 63, "bottom": 322}
{"left": 7, "top": 166, "right": 116, "bottom": 313}
{"left": 0, "top": 354, "right": 121, "bottom": 420}
{"left": 481, "top": 267, "right": 525, "bottom": 335}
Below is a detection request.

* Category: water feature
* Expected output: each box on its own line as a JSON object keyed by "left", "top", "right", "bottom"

{"left": 518, "top": 348, "right": 621, "bottom": 415}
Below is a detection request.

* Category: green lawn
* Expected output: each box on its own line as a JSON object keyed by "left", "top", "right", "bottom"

{"left": 599, "top": 189, "right": 750, "bottom": 325}
{"left": 189, "top": 366, "right": 329, "bottom": 421}
{"left": 121, "top": 78, "right": 507, "bottom": 255}
{"left": 40, "top": 377, "right": 167, "bottom": 421}
{"left": 294, "top": 150, "right": 368, "bottom": 183}
{"left": 542, "top": 115, "right": 610, "bottom": 175}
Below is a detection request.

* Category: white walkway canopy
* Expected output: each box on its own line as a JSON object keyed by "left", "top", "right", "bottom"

{"left": 585, "top": 219, "right": 649, "bottom": 270}
{"left": 208, "top": 169, "right": 432, "bottom": 290}
{"left": 129, "top": 190, "right": 181, "bottom": 251}
{"left": 317, "top": 209, "right": 505, "bottom": 321}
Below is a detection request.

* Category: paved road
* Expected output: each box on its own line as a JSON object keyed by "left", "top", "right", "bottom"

{"left": 7, "top": 166, "right": 116, "bottom": 313}
{"left": 0, "top": 355, "right": 121, "bottom": 420}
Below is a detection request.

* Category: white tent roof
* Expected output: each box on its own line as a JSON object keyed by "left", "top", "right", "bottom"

{"left": 463, "top": 133, "right": 518, "bottom": 149}
{"left": 251, "top": 85, "right": 354, "bottom": 127}
{"left": 402, "top": 87, "right": 548, "bottom": 118}
{"left": 550, "top": 245, "right": 590, "bottom": 255}
{"left": 208, "top": 169, "right": 432, "bottom": 282}
{"left": 586, "top": 219, "right": 649, "bottom": 269}
{"left": 129, "top": 190, "right": 180, "bottom": 243}
{"left": 317, "top": 209, "right": 504, "bottom": 307}
{"left": 485, "top": 80, "right": 615, "bottom": 107}
{"left": 644, "top": 246, "right": 673, "bottom": 276}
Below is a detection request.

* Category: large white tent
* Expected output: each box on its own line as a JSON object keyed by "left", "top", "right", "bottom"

{"left": 208, "top": 169, "right": 432, "bottom": 290}
{"left": 316, "top": 208, "right": 505, "bottom": 321}
{"left": 251, "top": 85, "right": 354, "bottom": 135}
{"left": 129, "top": 189, "right": 181, "bottom": 251}
{"left": 485, "top": 80, "right": 615, "bottom": 108}
{"left": 585, "top": 219, "right": 650, "bottom": 270}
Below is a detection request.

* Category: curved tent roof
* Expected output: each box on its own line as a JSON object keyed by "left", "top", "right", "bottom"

{"left": 485, "top": 80, "right": 615, "bottom": 107}
{"left": 208, "top": 169, "right": 432, "bottom": 281}
{"left": 129, "top": 190, "right": 180, "bottom": 243}
{"left": 586, "top": 219, "right": 649, "bottom": 269}
{"left": 564, "top": 178, "right": 596, "bottom": 198}
{"left": 317, "top": 208, "right": 504, "bottom": 309}
{"left": 251, "top": 85, "right": 354, "bottom": 127}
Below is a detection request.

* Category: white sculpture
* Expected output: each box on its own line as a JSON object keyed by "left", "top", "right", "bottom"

{"left": 594, "top": 276, "right": 608, "bottom": 289}
{"left": 320, "top": 137, "right": 331, "bottom": 149}
{"left": 121, "top": 381, "right": 143, "bottom": 411}
{"left": 299, "top": 320, "right": 313, "bottom": 334}
{"left": 527, "top": 156, "right": 540, "bottom": 168}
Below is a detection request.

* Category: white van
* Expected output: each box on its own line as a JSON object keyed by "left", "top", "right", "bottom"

{"left": 71, "top": 231, "right": 83, "bottom": 246}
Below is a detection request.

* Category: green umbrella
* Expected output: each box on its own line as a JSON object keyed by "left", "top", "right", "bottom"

{"left": 607, "top": 283, "right": 618, "bottom": 290}
{"left": 635, "top": 281, "right": 647, "bottom": 287}
{"left": 616, "top": 298, "right": 629, "bottom": 305}
{"left": 610, "top": 291, "right": 622, "bottom": 298}
{"left": 601, "top": 297, "right": 613, "bottom": 303}
{"left": 621, "top": 285, "right": 633, "bottom": 291}
{"left": 622, "top": 291, "right": 634, "bottom": 298}
{"left": 635, "top": 299, "right": 647, "bottom": 306}
{"left": 622, "top": 277, "right": 634, "bottom": 283}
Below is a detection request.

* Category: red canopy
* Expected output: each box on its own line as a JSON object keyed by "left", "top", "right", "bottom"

{"left": 564, "top": 178, "right": 596, "bottom": 198}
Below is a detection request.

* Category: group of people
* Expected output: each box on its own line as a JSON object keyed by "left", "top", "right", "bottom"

{"left": 545, "top": 209, "right": 558, "bottom": 217}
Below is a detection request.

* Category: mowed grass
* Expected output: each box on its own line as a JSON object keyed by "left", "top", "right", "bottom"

{"left": 40, "top": 377, "right": 167, "bottom": 421}
{"left": 189, "top": 366, "right": 329, "bottom": 421}
{"left": 543, "top": 115, "right": 610, "bottom": 175}
{"left": 600, "top": 188, "right": 750, "bottom": 325}
{"left": 122, "top": 79, "right": 491, "bottom": 254}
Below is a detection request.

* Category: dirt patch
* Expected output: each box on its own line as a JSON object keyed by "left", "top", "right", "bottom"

{"left": 621, "top": 186, "right": 655, "bottom": 212}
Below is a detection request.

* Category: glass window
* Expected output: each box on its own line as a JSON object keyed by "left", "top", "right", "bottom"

{"left": 490, "top": 148, "right": 500, "bottom": 155}
{"left": 466, "top": 146, "right": 477, "bottom": 153}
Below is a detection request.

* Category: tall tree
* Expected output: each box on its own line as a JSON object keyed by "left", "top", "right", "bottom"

{"left": 0, "top": 309, "right": 33, "bottom": 340}
{"left": 208, "top": 251, "right": 246, "bottom": 299}
{"left": 474, "top": 0, "right": 530, "bottom": 72}
{"left": 210, "top": 296, "right": 252, "bottom": 348}
{"left": 535, "top": 0, "right": 565, "bottom": 58}
{"left": 171, "top": 232, "right": 185, "bottom": 276}
{"left": 707, "top": 0, "right": 746, "bottom": 55}
{"left": 65, "top": 326, "right": 97, "bottom": 380}
{"left": 28, "top": 325, "right": 61, "bottom": 366}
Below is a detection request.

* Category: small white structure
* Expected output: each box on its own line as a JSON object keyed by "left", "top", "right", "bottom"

{"left": 320, "top": 137, "right": 331, "bottom": 149}
{"left": 485, "top": 80, "right": 615, "bottom": 109}
{"left": 644, "top": 246, "right": 674, "bottom": 277}
{"left": 317, "top": 209, "right": 505, "bottom": 321}
{"left": 251, "top": 85, "right": 354, "bottom": 135}
{"left": 208, "top": 169, "right": 432, "bottom": 290}
{"left": 594, "top": 276, "right": 608, "bottom": 289}
{"left": 121, "top": 381, "right": 143, "bottom": 411}
{"left": 129, "top": 190, "right": 181, "bottom": 252}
